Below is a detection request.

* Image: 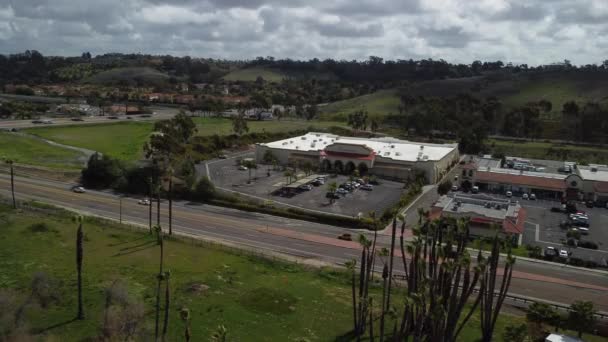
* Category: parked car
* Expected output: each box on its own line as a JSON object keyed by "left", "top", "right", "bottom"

{"left": 451, "top": 185, "right": 458, "bottom": 191}
{"left": 506, "top": 191, "right": 513, "bottom": 197}
{"left": 573, "top": 226, "right": 589, "bottom": 235}
{"left": 544, "top": 246, "right": 557, "bottom": 257}
{"left": 471, "top": 186, "right": 479, "bottom": 194}
{"left": 530, "top": 193, "right": 536, "bottom": 200}
{"left": 238, "top": 165, "right": 248, "bottom": 171}
{"left": 586, "top": 201, "right": 595, "bottom": 208}
{"left": 559, "top": 249, "right": 569, "bottom": 258}
{"left": 218, "top": 154, "right": 228, "bottom": 159}
{"left": 356, "top": 178, "right": 365, "bottom": 184}
{"left": 138, "top": 199, "right": 151, "bottom": 206}
{"left": 72, "top": 186, "right": 86, "bottom": 193}
{"left": 298, "top": 184, "right": 312, "bottom": 191}
{"left": 336, "top": 188, "right": 348, "bottom": 195}
{"left": 522, "top": 193, "right": 529, "bottom": 200}
{"left": 361, "top": 184, "right": 373, "bottom": 191}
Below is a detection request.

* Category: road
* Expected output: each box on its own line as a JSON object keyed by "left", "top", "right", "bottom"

{"left": 1, "top": 174, "right": 608, "bottom": 312}
{"left": 0, "top": 105, "right": 179, "bottom": 130}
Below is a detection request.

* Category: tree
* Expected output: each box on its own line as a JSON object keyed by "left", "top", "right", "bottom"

{"left": 526, "top": 302, "right": 559, "bottom": 338}
{"left": 502, "top": 323, "right": 528, "bottom": 342}
{"left": 81, "top": 153, "right": 125, "bottom": 189}
{"left": 167, "top": 168, "right": 174, "bottom": 235}
{"left": 5, "top": 159, "right": 16, "bottom": 209}
{"left": 162, "top": 270, "right": 171, "bottom": 340}
{"left": 370, "top": 119, "right": 379, "bottom": 132}
{"left": 154, "top": 225, "right": 164, "bottom": 340}
{"left": 305, "top": 104, "right": 318, "bottom": 121}
{"left": 347, "top": 110, "right": 368, "bottom": 130}
{"left": 437, "top": 179, "right": 453, "bottom": 195}
{"left": 327, "top": 182, "right": 338, "bottom": 204}
{"left": 345, "top": 260, "right": 358, "bottom": 332}
{"left": 232, "top": 113, "right": 249, "bottom": 136}
{"left": 568, "top": 300, "right": 597, "bottom": 338}
{"left": 301, "top": 161, "right": 314, "bottom": 176}
{"left": 242, "top": 160, "right": 257, "bottom": 183}
{"left": 76, "top": 219, "right": 84, "bottom": 320}
{"left": 194, "top": 176, "right": 216, "bottom": 200}
{"left": 284, "top": 170, "right": 294, "bottom": 185}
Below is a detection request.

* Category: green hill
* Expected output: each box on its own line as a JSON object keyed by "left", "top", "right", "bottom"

{"left": 223, "top": 66, "right": 336, "bottom": 82}
{"left": 320, "top": 73, "right": 608, "bottom": 121}
{"left": 319, "top": 89, "right": 400, "bottom": 121}
{"left": 82, "top": 67, "right": 171, "bottom": 86}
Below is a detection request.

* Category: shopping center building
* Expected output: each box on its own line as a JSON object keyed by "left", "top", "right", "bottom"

{"left": 255, "top": 132, "right": 459, "bottom": 183}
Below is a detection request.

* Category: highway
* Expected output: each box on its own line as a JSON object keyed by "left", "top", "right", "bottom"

{"left": 1, "top": 174, "right": 608, "bottom": 312}
{"left": 0, "top": 105, "right": 179, "bottom": 130}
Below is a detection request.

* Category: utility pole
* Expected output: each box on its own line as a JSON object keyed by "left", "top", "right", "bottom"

{"left": 7, "top": 160, "right": 16, "bottom": 209}
{"left": 148, "top": 177, "right": 153, "bottom": 234}
{"left": 119, "top": 196, "right": 123, "bottom": 224}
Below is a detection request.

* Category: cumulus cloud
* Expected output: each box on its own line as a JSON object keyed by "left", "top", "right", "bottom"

{"left": 0, "top": 0, "right": 607, "bottom": 65}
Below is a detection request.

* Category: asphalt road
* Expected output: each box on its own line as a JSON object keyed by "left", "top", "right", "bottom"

{"left": 0, "top": 105, "right": 179, "bottom": 129}
{"left": 1, "top": 174, "right": 608, "bottom": 312}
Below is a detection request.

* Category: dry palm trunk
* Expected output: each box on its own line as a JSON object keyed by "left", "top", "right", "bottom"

{"left": 76, "top": 222, "right": 84, "bottom": 320}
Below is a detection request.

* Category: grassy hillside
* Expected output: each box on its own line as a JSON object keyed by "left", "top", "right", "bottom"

{"left": 25, "top": 118, "right": 347, "bottom": 162}
{"left": 82, "top": 67, "right": 170, "bottom": 86}
{"left": 223, "top": 66, "right": 336, "bottom": 82}
{"left": 320, "top": 72, "right": 608, "bottom": 121}
{"left": 0, "top": 132, "right": 85, "bottom": 169}
{"left": 319, "top": 89, "right": 401, "bottom": 121}
{"left": 489, "top": 138, "right": 608, "bottom": 164}
{"left": 4, "top": 204, "right": 589, "bottom": 341}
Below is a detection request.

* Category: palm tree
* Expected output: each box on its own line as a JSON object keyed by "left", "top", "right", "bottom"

{"left": 526, "top": 302, "right": 560, "bottom": 338}
{"left": 180, "top": 308, "right": 192, "bottom": 341}
{"left": 154, "top": 225, "right": 164, "bottom": 340}
{"left": 148, "top": 177, "right": 153, "bottom": 234}
{"left": 76, "top": 218, "right": 84, "bottom": 320}
{"left": 162, "top": 270, "right": 171, "bottom": 341}
{"left": 568, "top": 300, "right": 597, "bottom": 338}
{"left": 5, "top": 159, "right": 16, "bottom": 209}
{"left": 242, "top": 160, "right": 257, "bottom": 183}
{"left": 378, "top": 247, "right": 390, "bottom": 342}
{"left": 167, "top": 168, "right": 174, "bottom": 235}
{"left": 284, "top": 170, "right": 293, "bottom": 185}
{"left": 345, "top": 259, "right": 358, "bottom": 332}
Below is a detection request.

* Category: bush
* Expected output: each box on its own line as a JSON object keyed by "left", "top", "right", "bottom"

{"left": 81, "top": 153, "right": 126, "bottom": 189}
{"left": 193, "top": 177, "right": 216, "bottom": 200}
{"left": 437, "top": 179, "right": 452, "bottom": 196}
{"left": 27, "top": 222, "right": 56, "bottom": 233}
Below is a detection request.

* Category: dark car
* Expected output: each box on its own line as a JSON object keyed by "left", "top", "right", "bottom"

{"left": 586, "top": 201, "right": 595, "bottom": 208}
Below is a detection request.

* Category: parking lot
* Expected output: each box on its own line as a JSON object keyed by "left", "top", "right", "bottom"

{"left": 204, "top": 153, "right": 406, "bottom": 217}
{"left": 470, "top": 191, "right": 608, "bottom": 264}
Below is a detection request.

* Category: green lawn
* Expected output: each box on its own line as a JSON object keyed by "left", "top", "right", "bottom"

{"left": 319, "top": 89, "right": 401, "bottom": 121}
{"left": 489, "top": 139, "right": 608, "bottom": 164}
{"left": 25, "top": 119, "right": 346, "bottom": 162}
{"left": 26, "top": 122, "right": 154, "bottom": 161}
{"left": 2, "top": 204, "right": 603, "bottom": 341}
{"left": 0, "top": 132, "right": 85, "bottom": 169}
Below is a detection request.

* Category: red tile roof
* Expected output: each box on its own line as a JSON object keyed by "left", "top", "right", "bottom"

{"left": 503, "top": 207, "right": 526, "bottom": 234}
{"left": 476, "top": 171, "right": 566, "bottom": 191}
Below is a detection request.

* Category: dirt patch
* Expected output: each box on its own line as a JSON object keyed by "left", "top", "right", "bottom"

{"left": 185, "top": 282, "right": 210, "bottom": 295}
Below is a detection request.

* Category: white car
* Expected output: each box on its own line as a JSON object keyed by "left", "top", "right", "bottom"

{"left": 361, "top": 184, "right": 373, "bottom": 191}
{"left": 522, "top": 193, "right": 529, "bottom": 200}
{"left": 506, "top": 191, "right": 513, "bottom": 197}
{"left": 72, "top": 186, "right": 86, "bottom": 193}
{"left": 451, "top": 185, "right": 458, "bottom": 191}
{"left": 238, "top": 165, "right": 248, "bottom": 171}
{"left": 138, "top": 199, "right": 151, "bottom": 206}
{"left": 559, "top": 249, "right": 569, "bottom": 258}
{"left": 530, "top": 193, "right": 536, "bottom": 200}
{"left": 573, "top": 226, "right": 589, "bottom": 235}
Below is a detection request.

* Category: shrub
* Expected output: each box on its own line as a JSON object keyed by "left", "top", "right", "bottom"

{"left": 27, "top": 222, "right": 56, "bottom": 233}
{"left": 577, "top": 241, "right": 598, "bottom": 250}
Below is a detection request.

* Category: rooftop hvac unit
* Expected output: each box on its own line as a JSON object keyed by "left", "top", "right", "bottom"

{"left": 591, "top": 167, "right": 598, "bottom": 172}
{"left": 420, "top": 145, "right": 424, "bottom": 150}
{"left": 423, "top": 155, "right": 429, "bottom": 161}
{"left": 395, "top": 152, "right": 402, "bottom": 156}
{"left": 301, "top": 137, "right": 307, "bottom": 140}
{"left": 282, "top": 142, "right": 288, "bottom": 145}
{"left": 391, "top": 145, "right": 395, "bottom": 148}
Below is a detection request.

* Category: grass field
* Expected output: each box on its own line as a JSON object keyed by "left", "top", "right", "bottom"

{"left": 319, "top": 89, "right": 401, "bottom": 121}
{"left": 0, "top": 132, "right": 85, "bottom": 169}
{"left": 6, "top": 204, "right": 599, "bottom": 341}
{"left": 25, "top": 118, "right": 346, "bottom": 162}
{"left": 489, "top": 139, "right": 608, "bottom": 164}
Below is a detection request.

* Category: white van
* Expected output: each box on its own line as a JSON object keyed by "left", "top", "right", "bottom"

{"left": 471, "top": 186, "right": 479, "bottom": 194}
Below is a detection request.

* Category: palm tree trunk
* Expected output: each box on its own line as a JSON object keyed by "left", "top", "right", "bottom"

{"left": 155, "top": 238, "right": 164, "bottom": 340}
{"left": 9, "top": 163, "right": 16, "bottom": 209}
{"left": 386, "top": 219, "right": 397, "bottom": 311}
{"left": 149, "top": 179, "right": 153, "bottom": 234}
{"left": 380, "top": 264, "right": 388, "bottom": 342}
{"left": 156, "top": 189, "right": 161, "bottom": 227}
{"left": 168, "top": 177, "right": 173, "bottom": 235}
{"left": 162, "top": 273, "right": 170, "bottom": 340}
{"left": 76, "top": 222, "right": 84, "bottom": 320}
{"left": 351, "top": 268, "right": 358, "bottom": 332}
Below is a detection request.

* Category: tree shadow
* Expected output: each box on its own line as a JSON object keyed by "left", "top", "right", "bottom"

{"left": 119, "top": 240, "right": 156, "bottom": 252}
{"left": 112, "top": 243, "right": 157, "bottom": 257}
{"left": 107, "top": 234, "right": 149, "bottom": 247}
{"left": 35, "top": 317, "right": 78, "bottom": 334}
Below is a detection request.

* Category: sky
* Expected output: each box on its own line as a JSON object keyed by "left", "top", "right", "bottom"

{"left": 1, "top": 0, "right": 607, "bottom": 65}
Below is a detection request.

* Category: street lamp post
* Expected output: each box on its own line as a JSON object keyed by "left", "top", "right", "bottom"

{"left": 119, "top": 196, "right": 123, "bottom": 224}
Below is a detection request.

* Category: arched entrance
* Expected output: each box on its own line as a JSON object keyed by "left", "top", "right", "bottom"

{"left": 321, "top": 159, "right": 331, "bottom": 172}
{"left": 345, "top": 161, "right": 356, "bottom": 174}
{"left": 334, "top": 160, "right": 344, "bottom": 173}
{"left": 358, "top": 162, "right": 369, "bottom": 175}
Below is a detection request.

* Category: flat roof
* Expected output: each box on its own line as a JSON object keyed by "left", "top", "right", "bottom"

{"left": 260, "top": 132, "right": 457, "bottom": 162}
{"left": 577, "top": 165, "right": 608, "bottom": 182}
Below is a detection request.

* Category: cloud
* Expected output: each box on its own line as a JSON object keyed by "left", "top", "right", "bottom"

{"left": 0, "top": 0, "right": 607, "bottom": 65}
